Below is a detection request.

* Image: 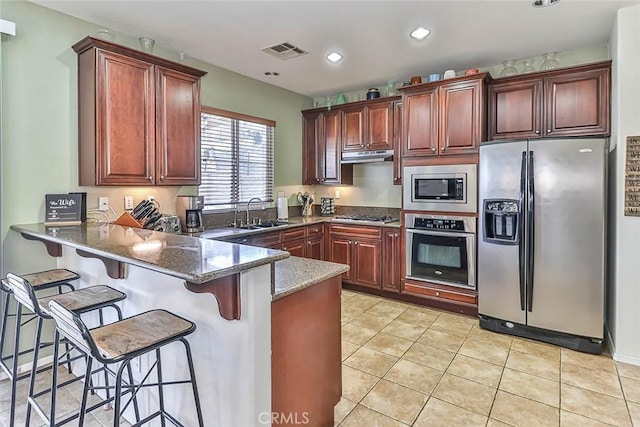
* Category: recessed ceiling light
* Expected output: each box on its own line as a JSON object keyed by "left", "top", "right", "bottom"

{"left": 410, "top": 27, "right": 431, "bottom": 40}
{"left": 264, "top": 71, "right": 280, "bottom": 76}
{"left": 532, "top": 0, "right": 560, "bottom": 7}
{"left": 326, "top": 52, "right": 343, "bottom": 63}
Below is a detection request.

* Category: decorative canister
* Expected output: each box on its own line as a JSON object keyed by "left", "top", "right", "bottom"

{"left": 366, "top": 88, "right": 380, "bottom": 100}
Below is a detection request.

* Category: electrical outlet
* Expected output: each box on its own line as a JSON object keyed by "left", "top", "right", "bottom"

{"left": 124, "top": 196, "right": 134, "bottom": 210}
{"left": 334, "top": 191, "right": 340, "bottom": 199}
{"left": 98, "top": 197, "right": 109, "bottom": 211}
{"left": 147, "top": 195, "right": 156, "bottom": 202}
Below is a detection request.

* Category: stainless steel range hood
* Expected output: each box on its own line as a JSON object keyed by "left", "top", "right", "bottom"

{"left": 340, "top": 149, "right": 394, "bottom": 164}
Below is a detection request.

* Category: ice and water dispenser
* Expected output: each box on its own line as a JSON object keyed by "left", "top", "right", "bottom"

{"left": 483, "top": 200, "right": 520, "bottom": 244}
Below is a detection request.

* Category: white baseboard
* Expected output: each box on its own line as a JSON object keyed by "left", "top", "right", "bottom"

{"left": 612, "top": 352, "right": 640, "bottom": 366}
{"left": 0, "top": 355, "right": 54, "bottom": 381}
{"left": 607, "top": 326, "right": 640, "bottom": 366}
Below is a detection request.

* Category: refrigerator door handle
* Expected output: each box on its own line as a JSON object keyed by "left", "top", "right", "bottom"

{"left": 527, "top": 150, "right": 535, "bottom": 312}
{"left": 519, "top": 151, "right": 526, "bottom": 311}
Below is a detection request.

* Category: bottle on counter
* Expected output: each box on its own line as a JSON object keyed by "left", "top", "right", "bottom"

{"left": 277, "top": 192, "right": 288, "bottom": 221}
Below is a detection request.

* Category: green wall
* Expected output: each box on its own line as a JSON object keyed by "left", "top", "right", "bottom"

{"left": 0, "top": 0, "right": 310, "bottom": 274}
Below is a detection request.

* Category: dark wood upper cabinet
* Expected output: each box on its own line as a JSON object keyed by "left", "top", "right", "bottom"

{"left": 155, "top": 67, "right": 202, "bottom": 185}
{"left": 400, "top": 73, "right": 488, "bottom": 159}
{"left": 402, "top": 87, "right": 439, "bottom": 157}
{"left": 73, "top": 36, "right": 206, "bottom": 186}
{"left": 366, "top": 101, "right": 394, "bottom": 151}
{"left": 488, "top": 61, "right": 610, "bottom": 140}
{"left": 342, "top": 105, "right": 366, "bottom": 151}
{"left": 302, "top": 109, "right": 353, "bottom": 185}
{"left": 488, "top": 79, "right": 543, "bottom": 140}
{"left": 439, "top": 78, "right": 486, "bottom": 155}
{"left": 302, "top": 111, "right": 321, "bottom": 185}
{"left": 341, "top": 100, "right": 394, "bottom": 152}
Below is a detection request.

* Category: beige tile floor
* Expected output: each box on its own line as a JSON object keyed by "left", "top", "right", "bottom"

{"left": 3, "top": 290, "right": 639, "bottom": 426}
{"left": 336, "top": 289, "right": 640, "bottom": 427}
{"left": 0, "top": 366, "right": 133, "bottom": 427}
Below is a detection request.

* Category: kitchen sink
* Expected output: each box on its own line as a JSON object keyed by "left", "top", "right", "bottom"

{"left": 256, "top": 221, "right": 288, "bottom": 228}
{"left": 239, "top": 225, "right": 261, "bottom": 230}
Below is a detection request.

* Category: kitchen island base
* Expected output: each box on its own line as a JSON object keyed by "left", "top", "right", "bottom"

{"left": 272, "top": 275, "right": 341, "bottom": 426}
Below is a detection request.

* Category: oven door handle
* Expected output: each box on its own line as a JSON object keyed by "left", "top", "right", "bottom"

{"left": 406, "top": 229, "right": 474, "bottom": 238}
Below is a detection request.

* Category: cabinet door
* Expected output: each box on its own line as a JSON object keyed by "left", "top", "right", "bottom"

{"left": 402, "top": 88, "right": 439, "bottom": 157}
{"left": 302, "top": 111, "right": 321, "bottom": 185}
{"left": 488, "top": 79, "right": 543, "bottom": 140}
{"left": 545, "top": 67, "right": 610, "bottom": 137}
{"left": 307, "top": 236, "right": 324, "bottom": 260}
{"left": 93, "top": 50, "right": 155, "bottom": 185}
{"left": 367, "top": 101, "right": 394, "bottom": 151}
{"left": 353, "top": 239, "right": 381, "bottom": 288}
{"left": 251, "top": 231, "right": 282, "bottom": 249}
{"left": 329, "top": 237, "right": 352, "bottom": 281}
{"left": 155, "top": 67, "right": 201, "bottom": 185}
{"left": 439, "top": 79, "right": 484, "bottom": 155}
{"left": 282, "top": 238, "right": 306, "bottom": 258}
{"left": 342, "top": 105, "right": 366, "bottom": 152}
{"left": 321, "top": 110, "right": 343, "bottom": 184}
{"left": 393, "top": 101, "right": 402, "bottom": 185}
{"left": 382, "top": 230, "right": 401, "bottom": 292}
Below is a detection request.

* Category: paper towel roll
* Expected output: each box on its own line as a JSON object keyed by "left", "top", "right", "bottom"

{"left": 277, "top": 197, "right": 288, "bottom": 221}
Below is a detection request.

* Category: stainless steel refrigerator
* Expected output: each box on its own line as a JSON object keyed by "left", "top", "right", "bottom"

{"left": 477, "top": 138, "right": 606, "bottom": 354}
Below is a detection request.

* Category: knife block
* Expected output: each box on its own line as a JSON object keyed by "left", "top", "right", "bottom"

{"left": 114, "top": 212, "right": 143, "bottom": 229}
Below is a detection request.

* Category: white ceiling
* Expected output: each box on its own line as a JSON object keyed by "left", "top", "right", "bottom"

{"left": 30, "top": 0, "right": 638, "bottom": 98}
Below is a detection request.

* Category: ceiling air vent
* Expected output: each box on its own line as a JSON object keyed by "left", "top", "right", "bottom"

{"left": 262, "top": 42, "right": 308, "bottom": 60}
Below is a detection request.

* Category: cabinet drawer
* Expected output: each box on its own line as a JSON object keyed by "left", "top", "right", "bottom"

{"left": 282, "top": 227, "right": 306, "bottom": 241}
{"left": 329, "top": 224, "right": 382, "bottom": 239}
{"left": 306, "top": 224, "right": 324, "bottom": 236}
{"left": 403, "top": 282, "right": 477, "bottom": 305}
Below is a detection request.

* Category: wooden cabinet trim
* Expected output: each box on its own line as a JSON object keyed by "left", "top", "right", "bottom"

{"left": 329, "top": 224, "right": 382, "bottom": 239}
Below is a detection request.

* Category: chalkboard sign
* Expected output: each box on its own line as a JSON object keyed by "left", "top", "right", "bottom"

{"left": 45, "top": 193, "right": 83, "bottom": 225}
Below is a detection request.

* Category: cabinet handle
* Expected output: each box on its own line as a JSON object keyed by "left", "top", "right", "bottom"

{"left": 435, "top": 291, "right": 440, "bottom": 296}
{"left": 394, "top": 233, "right": 399, "bottom": 237}
{"left": 354, "top": 241, "right": 359, "bottom": 245}
{"left": 283, "top": 247, "right": 287, "bottom": 251}
{"left": 348, "top": 240, "right": 352, "bottom": 245}
{"left": 431, "top": 147, "right": 436, "bottom": 152}
{"left": 147, "top": 175, "right": 153, "bottom": 181}
{"left": 547, "top": 129, "right": 551, "bottom": 133}
{"left": 316, "top": 178, "right": 320, "bottom": 182}
{"left": 160, "top": 175, "right": 165, "bottom": 181}
{"left": 441, "top": 146, "right": 446, "bottom": 152}
{"left": 535, "top": 130, "right": 540, "bottom": 134}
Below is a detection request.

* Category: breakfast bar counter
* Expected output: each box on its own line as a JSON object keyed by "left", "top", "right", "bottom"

{"left": 9, "top": 222, "right": 347, "bottom": 426}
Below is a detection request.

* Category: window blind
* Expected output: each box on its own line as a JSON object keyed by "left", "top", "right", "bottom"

{"left": 199, "top": 107, "right": 275, "bottom": 209}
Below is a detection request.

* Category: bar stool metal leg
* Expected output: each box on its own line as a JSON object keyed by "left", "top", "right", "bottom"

{"left": 182, "top": 338, "right": 205, "bottom": 427}
{"left": 8, "top": 303, "right": 23, "bottom": 427}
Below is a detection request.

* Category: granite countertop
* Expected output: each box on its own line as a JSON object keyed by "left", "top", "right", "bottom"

{"left": 197, "top": 216, "right": 401, "bottom": 241}
{"left": 11, "top": 223, "right": 289, "bottom": 284}
{"left": 272, "top": 256, "right": 349, "bottom": 301}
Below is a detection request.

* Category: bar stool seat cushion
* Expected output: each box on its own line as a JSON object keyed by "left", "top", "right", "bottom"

{"left": 90, "top": 310, "right": 194, "bottom": 359}
{"left": 38, "top": 285, "right": 126, "bottom": 314}
{"left": 20, "top": 269, "right": 80, "bottom": 287}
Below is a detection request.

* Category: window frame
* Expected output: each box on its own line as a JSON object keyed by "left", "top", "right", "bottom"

{"left": 199, "top": 106, "right": 276, "bottom": 211}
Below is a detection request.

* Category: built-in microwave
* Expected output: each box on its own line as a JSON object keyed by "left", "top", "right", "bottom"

{"left": 403, "top": 164, "right": 477, "bottom": 213}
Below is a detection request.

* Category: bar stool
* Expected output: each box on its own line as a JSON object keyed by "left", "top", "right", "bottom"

{"left": 3, "top": 272, "right": 127, "bottom": 426}
{"left": 48, "top": 300, "right": 205, "bottom": 427}
{"left": 0, "top": 269, "right": 79, "bottom": 426}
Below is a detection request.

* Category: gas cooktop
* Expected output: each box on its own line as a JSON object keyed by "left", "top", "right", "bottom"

{"left": 332, "top": 215, "right": 399, "bottom": 225}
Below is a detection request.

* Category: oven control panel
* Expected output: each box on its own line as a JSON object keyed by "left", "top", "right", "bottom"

{"left": 413, "top": 218, "right": 466, "bottom": 231}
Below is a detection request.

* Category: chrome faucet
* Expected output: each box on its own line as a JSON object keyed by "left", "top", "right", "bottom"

{"left": 246, "top": 197, "right": 264, "bottom": 224}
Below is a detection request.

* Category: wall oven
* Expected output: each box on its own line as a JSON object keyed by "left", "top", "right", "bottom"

{"left": 405, "top": 213, "right": 476, "bottom": 290}
{"left": 403, "top": 164, "right": 477, "bottom": 213}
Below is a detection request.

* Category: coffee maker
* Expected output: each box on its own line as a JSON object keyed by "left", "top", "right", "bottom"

{"left": 177, "top": 196, "right": 205, "bottom": 233}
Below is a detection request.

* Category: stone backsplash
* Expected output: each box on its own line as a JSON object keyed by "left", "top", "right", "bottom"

{"left": 202, "top": 205, "right": 402, "bottom": 229}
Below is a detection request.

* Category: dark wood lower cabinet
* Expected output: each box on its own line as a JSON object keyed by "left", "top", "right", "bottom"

{"left": 382, "top": 230, "right": 401, "bottom": 292}
{"left": 271, "top": 276, "right": 341, "bottom": 426}
{"left": 281, "top": 238, "right": 306, "bottom": 258}
{"left": 307, "top": 236, "right": 324, "bottom": 260}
